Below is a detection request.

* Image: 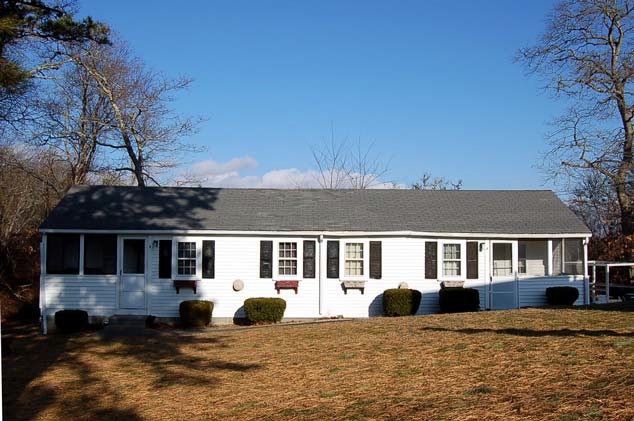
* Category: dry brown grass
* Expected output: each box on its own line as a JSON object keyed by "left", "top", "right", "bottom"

{"left": 3, "top": 305, "right": 634, "bottom": 420}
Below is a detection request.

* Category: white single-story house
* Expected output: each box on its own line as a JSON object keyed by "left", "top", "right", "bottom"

{"left": 39, "top": 186, "right": 591, "bottom": 331}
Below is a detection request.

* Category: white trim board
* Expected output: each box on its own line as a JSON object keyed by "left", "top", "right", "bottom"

{"left": 39, "top": 229, "right": 592, "bottom": 239}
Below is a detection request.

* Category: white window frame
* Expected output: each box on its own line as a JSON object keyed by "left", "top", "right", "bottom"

{"left": 172, "top": 237, "right": 202, "bottom": 279}
{"left": 439, "top": 240, "right": 466, "bottom": 280}
{"left": 341, "top": 240, "right": 369, "bottom": 280}
{"left": 274, "top": 240, "right": 303, "bottom": 279}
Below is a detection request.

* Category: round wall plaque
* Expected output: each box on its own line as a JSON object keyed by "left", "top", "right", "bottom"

{"left": 233, "top": 279, "right": 244, "bottom": 291}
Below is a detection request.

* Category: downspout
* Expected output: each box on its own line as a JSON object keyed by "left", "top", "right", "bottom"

{"left": 318, "top": 234, "right": 324, "bottom": 315}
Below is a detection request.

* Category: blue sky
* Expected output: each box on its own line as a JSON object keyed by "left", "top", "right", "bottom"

{"left": 78, "top": 0, "right": 564, "bottom": 189}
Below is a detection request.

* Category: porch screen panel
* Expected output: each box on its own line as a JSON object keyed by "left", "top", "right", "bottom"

{"left": 564, "top": 239, "right": 583, "bottom": 275}
{"left": 552, "top": 239, "right": 563, "bottom": 275}
{"left": 158, "top": 240, "right": 172, "bottom": 279}
{"left": 84, "top": 234, "right": 117, "bottom": 275}
{"left": 425, "top": 241, "right": 437, "bottom": 279}
{"left": 466, "top": 241, "right": 478, "bottom": 279}
{"left": 46, "top": 234, "right": 80, "bottom": 275}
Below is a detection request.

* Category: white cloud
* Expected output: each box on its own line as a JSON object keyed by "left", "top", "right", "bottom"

{"left": 178, "top": 156, "right": 403, "bottom": 189}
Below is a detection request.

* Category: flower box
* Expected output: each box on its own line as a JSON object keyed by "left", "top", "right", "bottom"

{"left": 440, "top": 280, "right": 464, "bottom": 289}
{"left": 275, "top": 280, "right": 299, "bottom": 294}
{"left": 173, "top": 280, "right": 197, "bottom": 294}
{"left": 342, "top": 280, "right": 367, "bottom": 295}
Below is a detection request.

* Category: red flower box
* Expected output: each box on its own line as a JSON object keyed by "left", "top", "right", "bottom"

{"left": 275, "top": 280, "right": 299, "bottom": 294}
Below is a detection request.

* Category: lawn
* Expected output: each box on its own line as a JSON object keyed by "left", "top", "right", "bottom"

{"left": 3, "top": 305, "right": 634, "bottom": 420}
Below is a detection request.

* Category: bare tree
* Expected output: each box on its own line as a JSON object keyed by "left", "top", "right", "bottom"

{"left": 68, "top": 39, "right": 201, "bottom": 186}
{"left": 411, "top": 173, "right": 462, "bottom": 190}
{"left": 311, "top": 131, "right": 390, "bottom": 189}
{"left": 29, "top": 60, "right": 114, "bottom": 185}
{"left": 518, "top": 0, "right": 634, "bottom": 235}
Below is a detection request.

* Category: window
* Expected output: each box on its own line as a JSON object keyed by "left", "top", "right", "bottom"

{"left": 518, "top": 240, "right": 547, "bottom": 277}
{"left": 46, "top": 234, "right": 80, "bottom": 274}
{"left": 564, "top": 239, "right": 583, "bottom": 275}
{"left": 177, "top": 242, "right": 196, "bottom": 276}
{"left": 84, "top": 235, "right": 117, "bottom": 275}
{"left": 345, "top": 243, "right": 364, "bottom": 276}
{"left": 492, "top": 243, "right": 512, "bottom": 276}
{"left": 278, "top": 242, "right": 297, "bottom": 275}
{"left": 442, "top": 243, "right": 461, "bottom": 277}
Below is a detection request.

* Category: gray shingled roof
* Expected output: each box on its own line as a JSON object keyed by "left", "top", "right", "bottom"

{"left": 39, "top": 186, "right": 590, "bottom": 235}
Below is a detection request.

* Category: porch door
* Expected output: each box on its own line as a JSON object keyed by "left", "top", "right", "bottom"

{"left": 489, "top": 241, "right": 517, "bottom": 310}
{"left": 120, "top": 238, "right": 147, "bottom": 309}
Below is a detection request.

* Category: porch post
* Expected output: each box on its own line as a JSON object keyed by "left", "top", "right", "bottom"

{"left": 547, "top": 240, "right": 553, "bottom": 276}
{"left": 605, "top": 265, "right": 610, "bottom": 304}
{"left": 583, "top": 239, "right": 589, "bottom": 305}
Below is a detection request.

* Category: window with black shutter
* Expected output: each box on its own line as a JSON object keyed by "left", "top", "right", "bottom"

{"left": 369, "top": 241, "right": 382, "bottom": 279}
{"left": 202, "top": 240, "right": 215, "bottom": 279}
{"left": 158, "top": 240, "right": 172, "bottom": 279}
{"left": 260, "top": 240, "right": 273, "bottom": 278}
{"left": 303, "top": 240, "right": 316, "bottom": 278}
{"left": 327, "top": 240, "right": 339, "bottom": 278}
{"left": 466, "top": 241, "right": 478, "bottom": 279}
{"left": 425, "top": 241, "right": 437, "bottom": 279}
{"left": 46, "top": 234, "right": 80, "bottom": 274}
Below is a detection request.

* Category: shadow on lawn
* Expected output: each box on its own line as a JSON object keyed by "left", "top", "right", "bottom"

{"left": 3, "top": 323, "right": 261, "bottom": 420}
{"left": 420, "top": 326, "right": 634, "bottom": 338}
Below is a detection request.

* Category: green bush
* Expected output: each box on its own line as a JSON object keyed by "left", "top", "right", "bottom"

{"left": 55, "top": 309, "right": 88, "bottom": 333}
{"left": 179, "top": 300, "right": 214, "bottom": 327}
{"left": 546, "top": 286, "right": 579, "bottom": 306}
{"left": 383, "top": 288, "right": 422, "bottom": 316}
{"left": 244, "top": 297, "right": 286, "bottom": 324}
{"left": 438, "top": 288, "right": 479, "bottom": 313}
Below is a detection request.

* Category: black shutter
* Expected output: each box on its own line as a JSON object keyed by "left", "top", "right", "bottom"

{"left": 260, "top": 240, "right": 273, "bottom": 278}
{"left": 327, "top": 240, "right": 339, "bottom": 278}
{"left": 303, "top": 240, "right": 316, "bottom": 278}
{"left": 425, "top": 241, "right": 437, "bottom": 279}
{"left": 158, "top": 240, "right": 172, "bottom": 279}
{"left": 466, "top": 241, "right": 478, "bottom": 279}
{"left": 202, "top": 240, "right": 215, "bottom": 279}
{"left": 369, "top": 241, "right": 382, "bottom": 279}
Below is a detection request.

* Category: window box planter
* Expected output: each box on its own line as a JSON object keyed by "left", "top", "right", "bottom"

{"left": 440, "top": 280, "right": 464, "bottom": 289}
{"left": 174, "top": 280, "right": 197, "bottom": 294}
{"left": 275, "top": 280, "right": 299, "bottom": 294}
{"left": 342, "top": 280, "right": 367, "bottom": 294}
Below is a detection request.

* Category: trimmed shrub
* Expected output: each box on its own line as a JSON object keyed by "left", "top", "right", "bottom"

{"left": 546, "top": 286, "right": 579, "bottom": 306}
{"left": 439, "top": 287, "right": 479, "bottom": 313}
{"left": 55, "top": 309, "right": 88, "bottom": 333}
{"left": 179, "top": 300, "right": 214, "bottom": 327}
{"left": 244, "top": 298, "right": 286, "bottom": 324}
{"left": 383, "top": 288, "right": 422, "bottom": 316}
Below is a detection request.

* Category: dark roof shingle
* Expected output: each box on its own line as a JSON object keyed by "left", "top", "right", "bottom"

{"left": 39, "top": 186, "right": 591, "bottom": 235}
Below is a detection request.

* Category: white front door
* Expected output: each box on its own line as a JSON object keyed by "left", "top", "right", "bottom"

{"left": 120, "top": 238, "right": 146, "bottom": 309}
{"left": 489, "top": 241, "right": 517, "bottom": 310}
